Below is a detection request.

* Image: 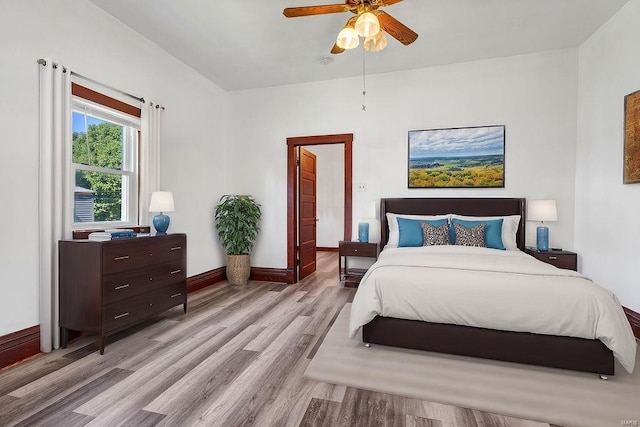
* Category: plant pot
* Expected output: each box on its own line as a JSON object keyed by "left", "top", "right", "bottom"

{"left": 226, "top": 254, "right": 250, "bottom": 286}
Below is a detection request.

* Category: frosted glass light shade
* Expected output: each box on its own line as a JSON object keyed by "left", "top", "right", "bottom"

{"left": 363, "top": 31, "right": 387, "bottom": 52}
{"left": 336, "top": 27, "right": 359, "bottom": 49}
{"left": 149, "top": 191, "right": 175, "bottom": 213}
{"left": 355, "top": 12, "right": 380, "bottom": 38}
{"left": 528, "top": 200, "right": 557, "bottom": 222}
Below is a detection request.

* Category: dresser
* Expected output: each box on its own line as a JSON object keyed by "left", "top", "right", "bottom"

{"left": 59, "top": 234, "right": 187, "bottom": 354}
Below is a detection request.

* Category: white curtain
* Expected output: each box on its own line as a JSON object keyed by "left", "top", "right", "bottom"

{"left": 38, "top": 59, "right": 72, "bottom": 352}
{"left": 139, "top": 103, "right": 162, "bottom": 226}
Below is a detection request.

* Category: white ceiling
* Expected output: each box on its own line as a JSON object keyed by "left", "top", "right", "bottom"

{"left": 89, "top": 0, "right": 629, "bottom": 91}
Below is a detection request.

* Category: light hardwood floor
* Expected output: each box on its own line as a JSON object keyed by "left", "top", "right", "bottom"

{"left": 0, "top": 251, "right": 560, "bottom": 427}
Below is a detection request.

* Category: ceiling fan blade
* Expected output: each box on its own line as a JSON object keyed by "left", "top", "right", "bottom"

{"left": 377, "top": 11, "right": 418, "bottom": 45}
{"left": 378, "top": 0, "right": 404, "bottom": 6}
{"left": 331, "top": 43, "right": 345, "bottom": 54}
{"left": 283, "top": 4, "right": 350, "bottom": 18}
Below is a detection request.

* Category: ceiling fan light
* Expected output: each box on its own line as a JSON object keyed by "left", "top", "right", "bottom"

{"left": 355, "top": 12, "right": 380, "bottom": 38}
{"left": 363, "top": 31, "right": 387, "bottom": 52}
{"left": 336, "top": 27, "right": 359, "bottom": 50}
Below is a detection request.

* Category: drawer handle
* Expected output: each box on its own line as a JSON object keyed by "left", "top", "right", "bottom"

{"left": 171, "top": 246, "right": 182, "bottom": 251}
{"left": 549, "top": 256, "right": 558, "bottom": 260}
{"left": 171, "top": 293, "right": 182, "bottom": 298}
{"left": 114, "top": 284, "right": 130, "bottom": 290}
{"left": 170, "top": 269, "right": 182, "bottom": 275}
{"left": 354, "top": 249, "right": 358, "bottom": 252}
{"left": 113, "top": 255, "right": 130, "bottom": 261}
{"left": 114, "top": 312, "right": 129, "bottom": 320}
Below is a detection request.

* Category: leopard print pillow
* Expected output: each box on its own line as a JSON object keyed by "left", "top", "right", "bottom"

{"left": 453, "top": 222, "right": 487, "bottom": 247}
{"left": 420, "top": 222, "right": 451, "bottom": 246}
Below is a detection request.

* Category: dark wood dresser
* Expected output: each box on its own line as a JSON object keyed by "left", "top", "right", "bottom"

{"left": 59, "top": 233, "right": 187, "bottom": 354}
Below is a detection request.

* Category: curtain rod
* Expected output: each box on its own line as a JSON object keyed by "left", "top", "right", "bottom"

{"left": 37, "top": 58, "right": 145, "bottom": 105}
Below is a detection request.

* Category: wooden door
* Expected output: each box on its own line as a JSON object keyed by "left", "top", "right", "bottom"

{"left": 298, "top": 147, "right": 317, "bottom": 280}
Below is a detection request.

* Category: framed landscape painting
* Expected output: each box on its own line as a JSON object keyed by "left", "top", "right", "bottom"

{"left": 624, "top": 89, "right": 640, "bottom": 184}
{"left": 408, "top": 125, "right": 505, "bottom": 188}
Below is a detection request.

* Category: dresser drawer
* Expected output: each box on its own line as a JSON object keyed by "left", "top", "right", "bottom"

{"left": 339, "top": 242, "right": 378, "bottom": 257}
{"left": 535, "top": 253, "right": 576, "bottom": 270}
{"left": 103, "top": 262, "right": 186, "bottom": 304}
{"left": 102, "top": 235, "right": 186, "bottom": 274}
{"left": 103, "top": 282, "right": 186, "bottom": 333}
{"left": 526, "top": 249, "right": 578, "bottom": 271}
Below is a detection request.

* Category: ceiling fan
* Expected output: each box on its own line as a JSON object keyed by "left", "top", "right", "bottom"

{"left": 283, "top": 0, "right": 418, "bottom": 54}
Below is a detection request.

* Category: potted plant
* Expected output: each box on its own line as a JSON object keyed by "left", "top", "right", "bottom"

{"left": 214, "top": 195, "right": 262, "bottom": 286}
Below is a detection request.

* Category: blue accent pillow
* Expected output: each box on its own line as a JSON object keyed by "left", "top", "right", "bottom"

{"left": 451, "top": 218, "right": 505, "bottom": 250}
{"left": 398, "top": 217, "right": 448, "bottom": 247}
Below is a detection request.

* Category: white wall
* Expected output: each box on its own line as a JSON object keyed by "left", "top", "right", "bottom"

{"left": 575, "top": 0, "right": 640, "bottom": 312}
{"left": 229, "top": 50, "right": 579, "bottom": 269}
{"left": 305, "top": 145, "right": 344, "bottom": 248}
{"left": 0, "top": 0, "right": 230, "bottom": 335}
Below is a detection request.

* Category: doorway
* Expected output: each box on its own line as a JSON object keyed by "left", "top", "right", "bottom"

{"left": 286, "top": 134, "right": 353, "bottom": 284}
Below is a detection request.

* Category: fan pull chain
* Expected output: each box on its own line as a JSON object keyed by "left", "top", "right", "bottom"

{"left": 362, "top": 44, "right": 367, "bottom": 111}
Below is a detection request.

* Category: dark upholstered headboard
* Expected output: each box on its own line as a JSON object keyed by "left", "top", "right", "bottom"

{"left": 380, "top": 198, "right": 526, "bottom": 250}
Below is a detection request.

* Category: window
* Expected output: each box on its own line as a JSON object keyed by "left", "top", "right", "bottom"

{"left": 71, "top": 84, "right": 141, "bottom": 227}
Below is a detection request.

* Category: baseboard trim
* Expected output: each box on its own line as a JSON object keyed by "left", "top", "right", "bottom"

{"left": 187, "top": 265, "right": 290, "bottom": 292}
{"left": 623, "top": 306, "right": 640, "bottom": 340}
{"left": 250, "top": 267, "right": 289, "bottom": 283}
{"left": 186, "top": 267, "right": 226, "bottom": 294}
{"left": 0, "top": 325, "right": 40, "bottom": 370}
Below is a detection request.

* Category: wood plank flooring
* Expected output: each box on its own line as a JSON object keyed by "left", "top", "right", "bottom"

{"left": 0, "top": 251, "right": 559, "bottom": 426}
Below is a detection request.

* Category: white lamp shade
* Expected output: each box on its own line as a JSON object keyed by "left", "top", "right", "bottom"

{"left": 355, "top": 12, "right": 380, "bottom": 38}
{"left": 336, "top": 27, "right": 359, "bottom": 49}
{"left": 149, "top": 191, "right": 175, "bottom": 213}
{"left": 528, "top": 200, "right": 557, "bottom": 222}
{"left": 363, "top": 31, "right": 387, "bottom": 52}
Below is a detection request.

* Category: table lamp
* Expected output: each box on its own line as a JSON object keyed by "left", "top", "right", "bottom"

{"left": 149, "top": 191, "right": 175, "bottom": 235}
{"left": 528, "top": 200, "right": 557, "bottom": 251}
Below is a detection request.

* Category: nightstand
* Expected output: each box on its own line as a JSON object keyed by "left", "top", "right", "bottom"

{"left": 525, "top": 247, "right": 577, "bottom": 271}
{"left": 339, "top": 241, "right": 378, "bottom": 286}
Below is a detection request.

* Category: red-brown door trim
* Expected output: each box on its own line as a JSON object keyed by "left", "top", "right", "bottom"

{"left": 286, "top": 134, "right": 353, "bottom": 284}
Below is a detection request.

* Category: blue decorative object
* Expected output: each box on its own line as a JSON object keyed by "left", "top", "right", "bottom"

{"left": 358, "top": 222, "right": 369, "bottom": 243}
{"left": 153, "top": 214, "right": 170, "bottom": 235}
{"left": 536, "top": 225, "right": 549, "bottom": 251}
{"left": 397, "top": 217, "right": 448, "bottom": 247}
{"left": 149, "top": 191, "right": 175, "bottom": 236}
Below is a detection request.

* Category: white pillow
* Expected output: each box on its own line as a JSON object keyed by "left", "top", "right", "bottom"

{"left": 386, "top": 212, "right": 451, "bottom": 248}
{"left": 449, "top": 214, "right": 521, "bottom": 250}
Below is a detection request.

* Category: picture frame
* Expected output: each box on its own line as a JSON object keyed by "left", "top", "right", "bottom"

{"left": 624, "top": 89, "right": 640, "bottom": 184}
{"left": 408, "top": 125, "right": 505, "bottom": 188}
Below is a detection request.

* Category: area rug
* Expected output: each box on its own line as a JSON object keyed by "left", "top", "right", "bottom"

{"left": 304, "top": 304, "right": 640, "bottom": 427}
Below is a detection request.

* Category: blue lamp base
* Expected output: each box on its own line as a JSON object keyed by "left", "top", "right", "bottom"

{"left": 358, "top": 222, "right": 369, "bottom": 243}
{"left": 536, "top": 225, "right": 549, "bottom": 252}
{"left": 153, "top": 214, "right": 170, "bottom": 235}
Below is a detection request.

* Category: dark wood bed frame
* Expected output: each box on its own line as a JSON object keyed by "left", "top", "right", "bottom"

{"left": 361, "top": 197, "right": 615, "bottom": 377}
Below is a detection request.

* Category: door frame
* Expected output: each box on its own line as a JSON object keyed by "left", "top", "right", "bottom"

{"left": 286, "top": 134, "right": 353, "bottom": 284}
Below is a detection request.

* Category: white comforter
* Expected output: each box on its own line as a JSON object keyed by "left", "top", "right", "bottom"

{"left": 349, "top": 246, "right": 637, "bottom": 373}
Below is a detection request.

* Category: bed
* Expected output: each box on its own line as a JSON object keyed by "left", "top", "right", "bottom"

{"left": 349, "top": 198, "right": 637, "bottom": 377}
